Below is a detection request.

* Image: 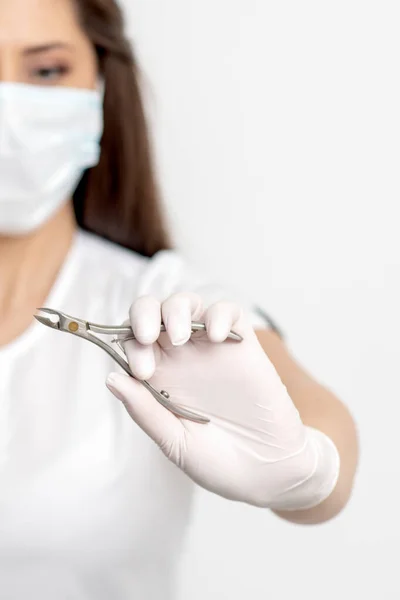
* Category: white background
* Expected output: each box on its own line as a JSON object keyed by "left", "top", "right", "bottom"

{"left": 123, "top": 1, "right": 399, "bottom": 598}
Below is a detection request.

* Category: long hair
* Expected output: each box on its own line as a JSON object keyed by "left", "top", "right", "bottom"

{"left": 73, "top": 0, "right": 171, "bottom": 257}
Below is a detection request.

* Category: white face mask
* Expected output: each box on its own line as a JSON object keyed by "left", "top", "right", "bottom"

{"left": 0, "top": 82, "right": 104, "bottom": 235}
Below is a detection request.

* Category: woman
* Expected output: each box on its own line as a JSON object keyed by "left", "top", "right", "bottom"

{"left": 0, "top": 0, "right": 358, "bottom": 598}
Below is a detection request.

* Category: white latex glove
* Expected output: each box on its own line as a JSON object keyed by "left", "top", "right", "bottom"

{"left": 106, "top": 293, "right": 340, "bottom": 510}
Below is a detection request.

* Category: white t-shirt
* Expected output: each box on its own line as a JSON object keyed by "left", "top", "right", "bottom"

{"left": 0, "top": 230, "right": 270, "bottom": 600}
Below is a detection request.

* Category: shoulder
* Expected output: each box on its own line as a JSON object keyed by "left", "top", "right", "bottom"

{"left": 74, "top": 229, "right": 148, "bottom": 293}
{"left": 72, "top": 231, "right": 202, "bottom": 321}
{"left": 73, "top": 230, "right": 271, "bottom": 329}
{"left": 74, "top": 231, "right": 198, "bottom": 295}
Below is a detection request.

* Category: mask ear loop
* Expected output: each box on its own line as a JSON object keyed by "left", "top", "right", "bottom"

{"left": 97, "top": 78, "right": 105, "bottom": 103}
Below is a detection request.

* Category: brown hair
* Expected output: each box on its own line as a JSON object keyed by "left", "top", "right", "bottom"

{"left": 72, "top": 0, "right": 172, "bottom": 257}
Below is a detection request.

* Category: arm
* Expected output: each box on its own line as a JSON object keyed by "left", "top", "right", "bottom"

{"left": 255, "top": 328, "right": 359, "bottom": 525}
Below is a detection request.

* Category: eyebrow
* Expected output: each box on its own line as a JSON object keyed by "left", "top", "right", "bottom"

{"left": 23, "top": 42, "right": 74, "bottom": 56}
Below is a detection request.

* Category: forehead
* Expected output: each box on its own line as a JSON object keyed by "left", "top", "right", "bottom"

{"left": 0, "top": 0, "right": 81, "bottom": 46}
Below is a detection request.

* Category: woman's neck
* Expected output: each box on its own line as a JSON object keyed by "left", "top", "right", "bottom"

{"left": 0, "top": 202, "right": 76, "bottom": 346}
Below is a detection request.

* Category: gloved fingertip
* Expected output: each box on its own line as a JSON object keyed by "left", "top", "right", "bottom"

{"left": 171, "top": 335, "right": 191, "bottom": 347}
{"left": 207, "top": 327, "right": 229, "bottom": 343}
{"left": 106, "top": 372, "right": 133, "bottom": 402}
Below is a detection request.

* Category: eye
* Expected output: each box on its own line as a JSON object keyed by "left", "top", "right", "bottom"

{"left": 32, "top": 65, "right": 70, "bottom": 83}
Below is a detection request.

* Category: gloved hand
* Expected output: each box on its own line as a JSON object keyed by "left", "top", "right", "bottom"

{"left": 106, "top": 293, "right": 340, "bottom": 510}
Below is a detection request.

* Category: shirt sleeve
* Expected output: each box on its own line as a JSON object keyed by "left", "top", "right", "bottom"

{"left": 136, "top": 249, "right": 283, "bottom": 336}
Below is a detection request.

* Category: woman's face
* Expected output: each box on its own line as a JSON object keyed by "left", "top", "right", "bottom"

{"left": 0, "top": 0, "right": 98, "bottom": 89}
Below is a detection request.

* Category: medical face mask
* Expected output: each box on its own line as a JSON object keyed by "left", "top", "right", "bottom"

{"left": 0, "top": 82, "right": 104, "bottom": 235}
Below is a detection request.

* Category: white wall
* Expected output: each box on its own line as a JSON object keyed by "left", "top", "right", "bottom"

{"left": 123, "top": 1, "right": 399, "bottom": 598}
